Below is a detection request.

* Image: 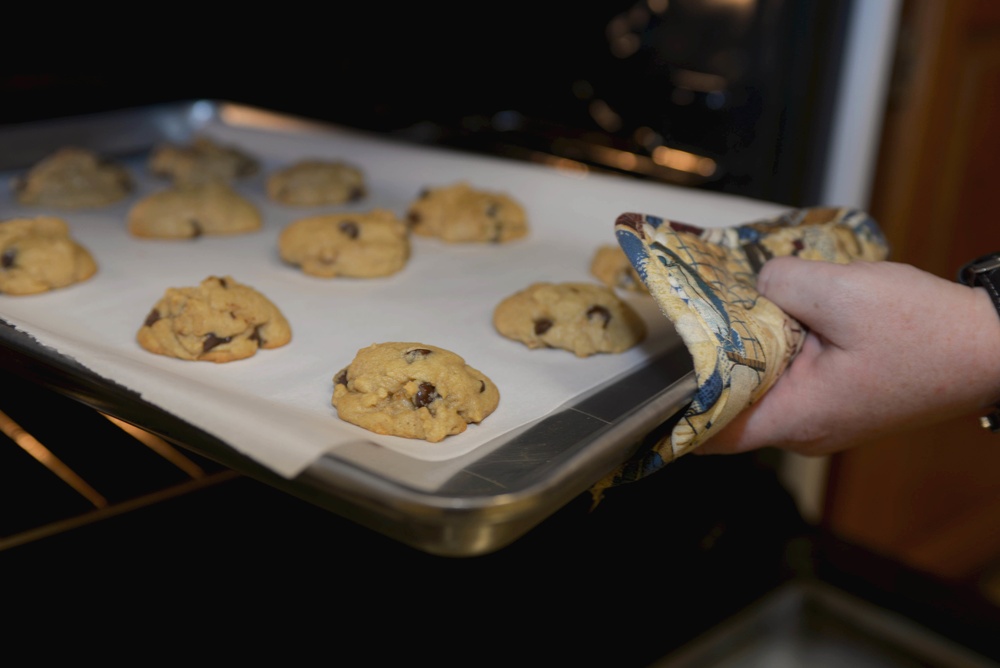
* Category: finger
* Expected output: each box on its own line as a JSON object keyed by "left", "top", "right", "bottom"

{"left": 756, "top": 256, "right": 852, "bottom": 335}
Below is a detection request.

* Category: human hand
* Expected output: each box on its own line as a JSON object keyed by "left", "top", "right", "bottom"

{"left": 698, "top": 256, "right": 1000, "bottom": 456}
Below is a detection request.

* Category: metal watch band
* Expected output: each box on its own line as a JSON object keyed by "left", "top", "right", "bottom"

{"left": 958, "top": 252, "right": 1000, "bottom": 432}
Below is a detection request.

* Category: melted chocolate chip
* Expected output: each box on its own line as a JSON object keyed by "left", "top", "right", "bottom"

{"left": 219, "top": 277, "right": 229, "bottom": 288}
{"left": 485, "top": 202, "right": 499, "bottom": 218}
{"left": 534, "top": 318, "right": 553, "bottom": 335}
{"left": 587, "top": 305, "right": 612, "bottom": 328}
{"left": 249, "top": 325, "right": 264, "bottom": 345}
{"left": 339, "top": 221, "right": 359, "bottom": 239}
{"left": 202, "top": 333, "right": 232, "bottom": 352}
{"left": 334, "top": 369, "right": 348, "bottom": 386}
{"left": 404, "top": 348, "right": 433, "bottom": 363}
{"left": 407, "top": 211, "right": 422, "bottom": 226}
{"left": 413, "top": 382, "right": 439, "bottom": 408}
{"left": 144, "top": 308, "right": 161, "bottom": 327}
{"left": 190, "top": 219, "right": 203, "bottom": 238}
{"left": 236, "top": 159, "right": 257, "bottom": 177}
{"left": 349, "top": 186, "right": 364, "bottom": 201}
{"left": 479, "top": 380, "right": 486, "bottom": 393}
{"left": 1, "top": 248, "right": 16, "bottom": 269}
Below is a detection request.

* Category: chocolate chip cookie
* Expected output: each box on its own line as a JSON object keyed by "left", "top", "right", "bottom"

{"left": 278, "top": 209, "right": 410, "bottom": 278}
{"left": 332, "top": 342, "right": 500, "bottom": 442}
{"left": 0, "top": 216, "right": 98, "bottom": 295}
{"left": 406, "top": 181, "right": 528, "bottom": 243}
{"left": 493, "top": 282, "right": 647, "bottom": 357}
{"left": 267, "top": 159, "right": 366, "bottom": 206}
{"left": 137, "top": 275, "right": 291, "bottom": 363}
{"left": 12, "top": 146, "right": 133, "bottom": 209}
{"left": 148, "top": 135, "right": 259, "bottom": 186}
{"left": 127, "top": 181, "right": 262, "bottom": 239}
{"left": 590, "top": 243, "right": 647, "bottom": 293}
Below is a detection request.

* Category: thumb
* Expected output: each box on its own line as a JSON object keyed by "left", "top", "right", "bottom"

{"left": 756, "top": 256, "right": 849, "bottom": 334}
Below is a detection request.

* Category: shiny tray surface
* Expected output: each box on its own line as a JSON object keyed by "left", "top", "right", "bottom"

{"left": 0, "top": 101, "right": 792, "bottom": 556}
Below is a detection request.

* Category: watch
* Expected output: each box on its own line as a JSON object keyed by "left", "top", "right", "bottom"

{"left": 958, "top": 252, "right": 1000, "bottom": 431}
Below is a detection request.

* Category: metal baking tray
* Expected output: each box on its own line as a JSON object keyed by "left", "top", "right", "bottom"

{"left": 0, "top": 101, "right": 788, "bottom": 556}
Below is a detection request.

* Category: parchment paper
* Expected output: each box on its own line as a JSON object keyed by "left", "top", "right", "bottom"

{"left": 0, "top": 118, "right": 787, "bottom": 479}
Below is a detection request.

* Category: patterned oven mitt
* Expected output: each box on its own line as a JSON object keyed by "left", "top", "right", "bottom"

{"left": 590, "top": 206, "right": 889, "bottom": 501}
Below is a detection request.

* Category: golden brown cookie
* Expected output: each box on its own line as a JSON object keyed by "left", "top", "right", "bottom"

{"left": 278, "top": 209, "right": 410, "bottom": 278}
{"left": 332, "top": 342, "right": 500, "bottom": 442}
{"left": 147, "top": 136, "right": 259, "bottom": 185}
{"left": 590, "top": 243, "right": 647, "bottom": 293}
{"left": 127, "top": 181, "right": 262, "bottom": 239}
{"left": 493, "top": 282, "right": 646, "bottom": 357}
{"left": 405, "top": 181, "right": 528, "bottom": 243}
{"left": 0, "top": 216, "right": 98, "bottom": 295}
{"left": 267, "top": 159, "right": 366, "bottom": 206}
{"left": 12, "top": 146, "right": 133, "bottom": 209}
{"left": 137, "top": 275, "right": 291, "bottom": 363}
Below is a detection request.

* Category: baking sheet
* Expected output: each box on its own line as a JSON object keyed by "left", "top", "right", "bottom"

{"left": 0, "top": 102, "right": 794, "bottom": 553}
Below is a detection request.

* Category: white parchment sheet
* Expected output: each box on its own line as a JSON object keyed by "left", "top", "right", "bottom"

{"left": 0, "top": 117, "right": 786, "bottom": 480}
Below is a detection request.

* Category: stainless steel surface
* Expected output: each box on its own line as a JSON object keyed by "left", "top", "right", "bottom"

{"left": 0, "top": 100, "right": 699, "bottom": 556}
{"left": 652, "top": 580, "right": 999, "bottom": 668}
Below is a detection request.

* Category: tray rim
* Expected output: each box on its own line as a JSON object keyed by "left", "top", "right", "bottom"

{"left": 0, "top": 99, "right": 698, "bottom": 557}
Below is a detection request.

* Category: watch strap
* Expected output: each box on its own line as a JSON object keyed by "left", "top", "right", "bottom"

{"left": 958, "top": 252, "right": 1000, "bottom": 431}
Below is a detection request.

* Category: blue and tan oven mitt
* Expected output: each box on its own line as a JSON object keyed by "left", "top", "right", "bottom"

{"left": 590, "top": 206, "right": 889, "bottom": 503}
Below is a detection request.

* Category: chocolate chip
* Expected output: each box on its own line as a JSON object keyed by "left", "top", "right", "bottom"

{"left": 349, "top": 186, "right": 364, "bottom": 201}
{"left": 203, "top": 333, "right": 231, "bottom": 352}
{"left": 218, "top": 277, "right": 229, "bottom": 288}
{"left": 339, "top": 221, "right": 359, "bottom": 239}
{"left": 413, "top": 382, "right": 439, "bottom": 408}
{"left": 485, "top": 202, "right": 500, "bottom": 218}
{"left": 479, "top": 380, "right": 486, "bottom": 393}
{"left": 404, "top": 348, "right": 433, "bottom": 363}
{"left": 334, "top": 369, "right": 348, "bottom": 386}
{"left": 1, "top": 248, "right": 16, "bottom": 269}
{"left": 249, "top": 325, "right": 264, "bottom": 345}
{"left": 407, "top": 211, "right": 422, "bottom": 226}
{"left": 190, "top": 219, "right": 203, "bottom": 238}
{"left": 144, "top": 308, "right": 161, "bottom": 327}
{"left": 236, "top": 159, "right": 257, "bottom": 177}
{"left": 534, "top": 318, "right": 553, "bottom": 335}
{"left": 587, "top": 305, "right": 612, "bottom": 328}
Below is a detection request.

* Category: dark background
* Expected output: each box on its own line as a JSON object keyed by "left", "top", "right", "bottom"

{"left": 10, "top": 3, "right": 997, "bottom": 663}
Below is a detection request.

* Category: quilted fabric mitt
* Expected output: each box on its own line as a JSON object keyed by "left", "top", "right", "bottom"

{"left": 591, "top": 206, "right": 889, "bottom": 500}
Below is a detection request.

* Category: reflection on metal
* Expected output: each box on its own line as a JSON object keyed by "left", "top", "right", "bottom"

{"left": 0, "top": 408, "right": 107, "bottom": 508}
{"left": 671, "top": 68, "right": 728, "bottom": 93}
{"left": 651, "top": 145, "right": 717, "bottom": 177}
{"left": 542, "top": 137, "right": 716, "bottom": 186}
{"left": 103, "top": 413, "right": 207, "bottom": 479}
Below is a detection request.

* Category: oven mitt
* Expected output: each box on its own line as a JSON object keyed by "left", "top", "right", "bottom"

{"left": 589, "top": 206, "right": 889, "bottom": 503}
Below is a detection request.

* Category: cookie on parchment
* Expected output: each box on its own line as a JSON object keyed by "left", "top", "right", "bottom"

{"left": 278, "top": 209, "right": 410, "bottom": 278}
{"left": 332, "top": 342, "right": 500, "bottom": 442}
{"left": 127, "top": 181, "right": 262, "bottom": 239}
{"left": 590, "top": 243, "right": 646, "bottom": 293}
{"left": 0, "top": 216, "right": 97, "bottom": 295}
{"left": 406, "top": 181, "right": 528, "bottom": 243}
{"left": 137, "top": 275, "right": 291, "bottom": 363}
{"left": 267, "top": 159, "right": 366, "bottom": 206}
{"left": 148, "top": 136, "right": 259, "bottom": 185}
{"left": 12, "top": 146, "right": 133, "bottom": 209}
{"left": 493, "top": 281, "right": 646, "bottom": 357}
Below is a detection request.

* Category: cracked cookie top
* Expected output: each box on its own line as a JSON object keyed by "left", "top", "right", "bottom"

{"left": 137, "top": 275, "right": 291, "bottom": 363}
{"left": 332, "top": 342, "right": 500, "bottom": 442}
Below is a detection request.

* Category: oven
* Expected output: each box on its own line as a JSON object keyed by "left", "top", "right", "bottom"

{"left": 3, "top": 1, "right": 1000, "bottom": 665}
